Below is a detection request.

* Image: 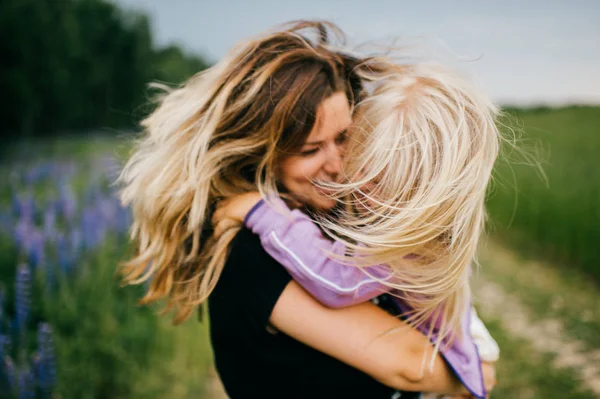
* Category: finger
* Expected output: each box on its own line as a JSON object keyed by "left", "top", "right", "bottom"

{"left": 214, "top": 219, "right": 226, "bottom": 238}
{"left": 212, "top": 201, "right": 230, "bottom": 226}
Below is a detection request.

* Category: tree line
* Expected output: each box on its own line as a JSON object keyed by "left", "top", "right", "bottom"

{"left": 0, "top": 0, "right": 209, "bottom": 138}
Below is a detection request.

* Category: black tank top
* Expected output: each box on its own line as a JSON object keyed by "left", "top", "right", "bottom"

{"left": 209, "top": 228, "right": 421, "bottom": 399}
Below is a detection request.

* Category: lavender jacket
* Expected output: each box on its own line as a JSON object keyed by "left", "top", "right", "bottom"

{"left": 244, "top": 199, "right": 487, "bottom": 399}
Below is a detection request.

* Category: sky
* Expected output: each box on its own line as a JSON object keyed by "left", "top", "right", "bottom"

{"left": 115, "top": 0, "right": 600, "bottom": 106}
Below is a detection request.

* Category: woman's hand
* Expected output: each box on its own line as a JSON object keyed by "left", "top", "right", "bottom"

{"left": 212, "top": 192, "right": 262, "bottom": 237}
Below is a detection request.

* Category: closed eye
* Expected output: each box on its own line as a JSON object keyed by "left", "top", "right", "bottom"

{"left": 300, "top": 147, "right": 319, "bottom": 157}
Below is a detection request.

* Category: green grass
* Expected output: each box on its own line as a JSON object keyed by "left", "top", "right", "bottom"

{"left": 2, "top": 131, "right": 130, "bottom": 164}
{"left": 1, "top": 233, "right": 213, "bottom": 399}
{"left": 488, "top": 106, "right": 600, "bottom": 281}
{"left": 47, "top": 240, "right": 212, "bottom": 398}
{"left": 1, "top": 136, "right": 213, "bottom": 398}
{"left": 481, "top": 318, "right": 597, "bottom": 399}
{"left": 478, "top": 240, "right": 600, "bottom": 355}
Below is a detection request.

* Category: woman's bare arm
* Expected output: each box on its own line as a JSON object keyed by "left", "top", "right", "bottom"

{"left": 270, "top": 281, "right": 472, "bottom": 395}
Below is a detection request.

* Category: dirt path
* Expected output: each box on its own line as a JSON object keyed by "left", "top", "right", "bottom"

{"left": 472, "top": 275, "right": 600, "bottom": 395}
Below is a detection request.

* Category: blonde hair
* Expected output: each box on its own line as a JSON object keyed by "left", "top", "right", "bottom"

{"left": 117, "top": 21, "right": 366, "bottom": 323}
{"left": 317, "top": 61, "right": 501, "bottom": 352}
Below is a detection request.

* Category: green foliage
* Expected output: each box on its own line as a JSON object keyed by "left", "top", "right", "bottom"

{"left": 0, "top": 143, "right": 212, "bottom": 398}
{"left": 45, "top": 240, "right": 211, "bottom": 399}
{"left": 479, "top": 319, "right": 597, "bottom": 399}
{"left": 487, "top": 106, "right": 600, "bottom": 282}
{"left": 154, "top": 45, "right": 210, "bottom": 86}
{"left": 0, "top": 0, "right": 210, "bottom": 138}
{"left": 0, "top": 240, "right": 212, "bottom": 398}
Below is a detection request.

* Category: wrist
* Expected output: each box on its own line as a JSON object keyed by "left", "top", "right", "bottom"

{"left": 243, "top": 198, "right": 266, "bottom": 225}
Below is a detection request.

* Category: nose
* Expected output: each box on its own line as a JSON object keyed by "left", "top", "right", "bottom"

{"left": 323, "top": 143, "right": 343, "bottom": 176}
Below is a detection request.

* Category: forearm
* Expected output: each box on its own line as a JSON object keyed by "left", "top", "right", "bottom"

{"left": 387, "top": 350, "right": 467, "bottom": 395}
{"left": 247, "top": 199, "right": 393, "bottom": 307}
{"left": 272, "top": 282, "right": 468, "bottom": 395}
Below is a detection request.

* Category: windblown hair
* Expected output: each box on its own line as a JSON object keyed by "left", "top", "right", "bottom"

{"left": 318, "top": 61, "right": 501, "bottom": 351}
{"left": 118, "top": 21, "right": 365, "bottom": 323}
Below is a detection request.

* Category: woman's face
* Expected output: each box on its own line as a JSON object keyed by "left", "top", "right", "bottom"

{"left": 279, "top": 91, "right": 352, "bottom": 211}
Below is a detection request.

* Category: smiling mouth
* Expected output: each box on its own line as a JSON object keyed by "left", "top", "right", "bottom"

{"left": 314, "top": 185, "right": 337, "bottom": 197}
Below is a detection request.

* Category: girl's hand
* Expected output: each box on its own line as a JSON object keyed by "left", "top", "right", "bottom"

{"left": 481, "top": 361, "right": 498, "bottom": 398}
{"left": 446, "top": 362, "right": 496, "bottom": 398}
{"left": 212, "top": 192, "right": 262, "bottom": 237}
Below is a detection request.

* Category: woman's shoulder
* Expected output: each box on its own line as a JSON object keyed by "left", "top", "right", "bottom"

{"left": 216, "top": 227, "right": 291, "bottom": 291}
{"left": 228, "top": 227, "right": 291, "bottom": 285}
{"left": 225, "top": 227, "right": 281, "bottom": 271}
{"left": 211, "top": 227, "right": 292, "bottom": 331}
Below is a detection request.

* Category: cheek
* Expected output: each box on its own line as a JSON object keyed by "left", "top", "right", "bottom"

{"left": 280, "top": 157, "right": 323, "bottom": 187}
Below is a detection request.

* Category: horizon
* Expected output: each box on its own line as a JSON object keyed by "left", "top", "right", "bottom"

{"left": 115, "top": 0, "right": 600, "bottom": 107}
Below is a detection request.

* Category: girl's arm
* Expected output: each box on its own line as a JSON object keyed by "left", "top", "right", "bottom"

{"left": 244, "top": 197, "right": 395, "bottom": 308}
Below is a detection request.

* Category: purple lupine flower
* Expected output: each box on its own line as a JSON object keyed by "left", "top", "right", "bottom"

{"left": 58, "top": 182, "right": 76, "bottom": 221}
{"left": 70, "top": 228, "right": 83, "bottom": 257}
{"left": 15, "top": 265, "right": 32, "bottom": 336}
{"left": 43, "top": 207, "right": 57, "bottom": 241}
{"left": 17, "top": 366, "right": 34, "bottom": 399}
{"left": 84, "top": 185, "right": 101, "bottom": 205}
{"left": 56, "top": 234, "right": 74, "bottom": 274}
{"left": 49, "top": 199, "right": 63, "bottom": 223}
{"left": 14, "top": 218, "right": 34, "bottom": 249}
{"left": 101, "top": 155, "right": 121, "bottom": 181}
{"left": 96, "top": 196, "right": 117, "bottom": 222}
{"left": 3, "top": 356, "right": 16, "bottom": 393}
{"left": 0, "top": 335, "right": 11, "bottom": 387}
{"left": 15, "top": 224, "right": 45, "bottom": 270}
{"left": 57, "top": 227, "right": 83, "bottom": 275}
{"left": 31, "top": 352, "right": 42, "bottom": 390}
{"left": 24, "top": 163, "right": 50, "bottom": 185}
{"left": 115, "top": 205, "right": 132, "bottom": 236}
{"left": 27, "top": 230, "right": 45, "bottom": 270}
{"left": 56, "top": 161, "right": 76, "bottom": 181}
{"left": 10, "top": 192, "right": 19, "bottom": 215}
{"left": 82, "top": 207, "right": 104, "bottom": 249}
{"left": 36, "top": 323, "right": 56, "bottom": 394}
{"left": 12, "top": 193, "right": 35, "bottom": 222}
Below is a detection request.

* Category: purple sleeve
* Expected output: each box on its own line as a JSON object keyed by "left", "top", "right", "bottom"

{"left": 245, "top": 198, "right": 394, "bottom": 308}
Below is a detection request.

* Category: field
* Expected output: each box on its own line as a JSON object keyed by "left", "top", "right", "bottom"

{"left": 1, "top": 106, "right": 599, "bottom": 398}
{"left": 487, "top": 106, "right": 600, "bottom": 281}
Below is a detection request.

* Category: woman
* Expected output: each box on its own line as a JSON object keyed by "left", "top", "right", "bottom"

{"left": 118, "top": 21, "right": 494, "bottom": 398}
{"left": 212, "top": 61, "right": 503, "bottom": 399}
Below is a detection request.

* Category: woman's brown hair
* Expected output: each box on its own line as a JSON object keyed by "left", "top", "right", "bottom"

{"left": 118, "top": 21, "right": 366, "bottom": 323}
